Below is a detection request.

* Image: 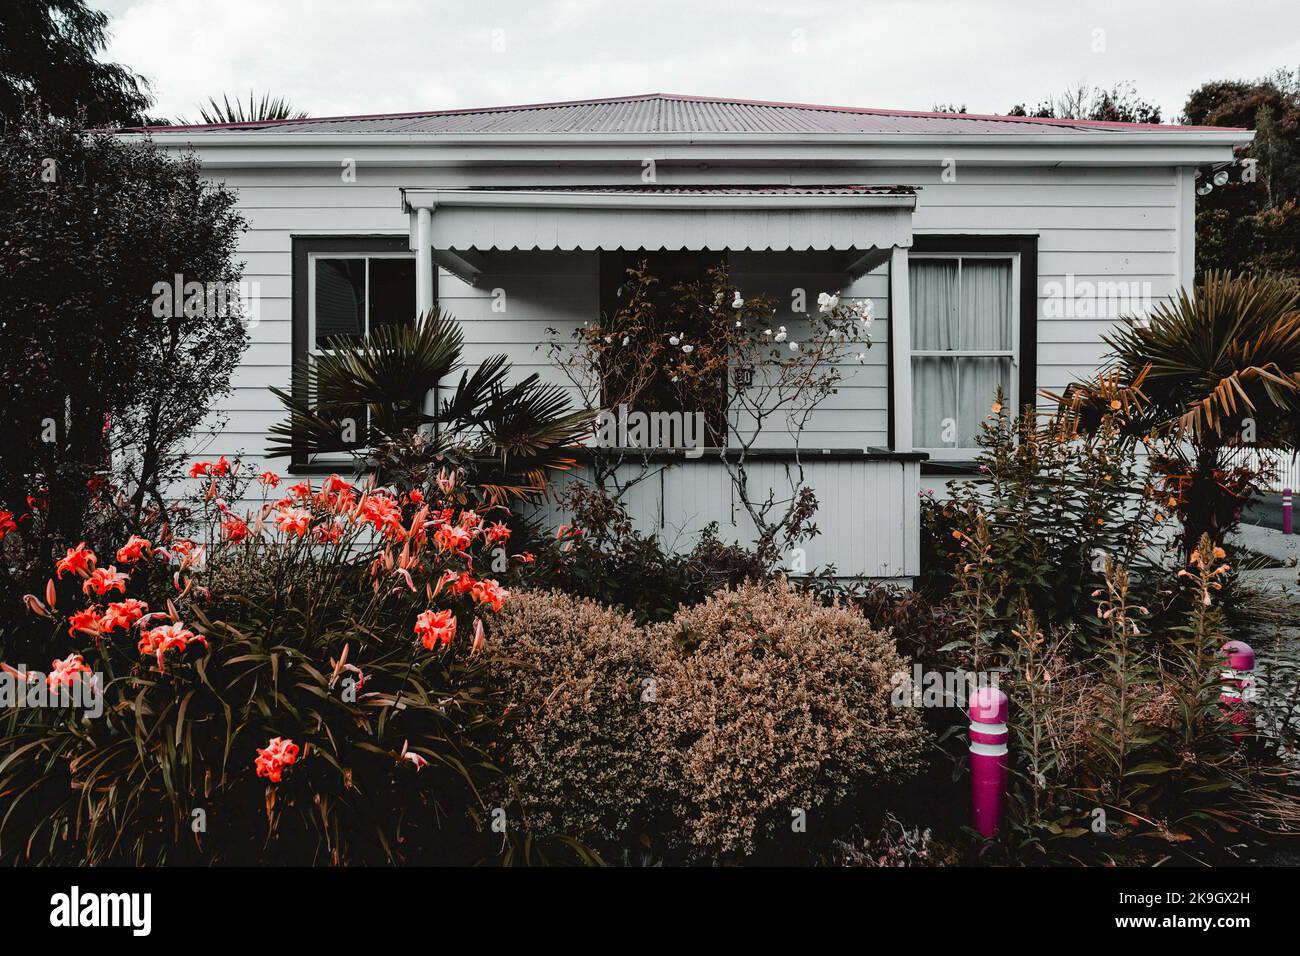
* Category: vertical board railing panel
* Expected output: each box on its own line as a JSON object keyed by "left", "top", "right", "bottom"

{"left": 522, "top": 456, "right": 920, "bottom": 579}
{"left": 1219, "top": 447, "right": 1300, "bottom": 492}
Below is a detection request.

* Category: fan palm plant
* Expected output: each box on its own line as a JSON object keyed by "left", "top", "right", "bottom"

{"left": 267, "top": 310, "right": 591, "bottom": 503}
{"left": 192, "top": 92, "right": 307, "bottom": 125}
{"left": 1048, "top": 271, "right": 1300, "bottom": 554}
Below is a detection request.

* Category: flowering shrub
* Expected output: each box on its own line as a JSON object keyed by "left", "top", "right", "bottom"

{"left": 483, "top": 589, "right": 659, "bottom": 843}
{"left": 0, "top": 461, "right": 531, "bottom": 865}
{"left": 647, "top": 579, "right": 929, "bottom": 861}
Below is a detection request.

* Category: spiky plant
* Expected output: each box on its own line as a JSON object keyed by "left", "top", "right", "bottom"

{"left": 192, "top": 92, "right": 307, "bottom": 125}
{"left": 1049, "top": 271, "right": 1300, "bottom": 553}
{"left": 267, "top": 310, "right": 591, "bottom": 503}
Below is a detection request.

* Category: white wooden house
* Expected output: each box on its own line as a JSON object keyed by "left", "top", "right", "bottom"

{"left": 123, "top": 93, "right": 1251, "bottom": 582}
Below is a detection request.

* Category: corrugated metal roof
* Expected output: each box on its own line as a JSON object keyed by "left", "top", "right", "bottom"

{"left": 129, "top": 93, "right": 1236, "bottom": 135}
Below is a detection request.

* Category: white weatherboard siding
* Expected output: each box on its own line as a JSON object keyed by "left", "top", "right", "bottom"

{"left": 183, "top": 160, "right": 1184, "bottom": 576}
{"left": 201, "top": 162, "right": 1182, "bottom": 458}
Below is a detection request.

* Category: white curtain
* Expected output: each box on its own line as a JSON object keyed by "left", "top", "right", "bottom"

{"left": 958, "top": 261, "right": 1012, "bottom": 440}
{"left": 911, "top": 258, "right": 1013, "bottom": 449}
{"left": 911, "top": 261, "right": 958, "bottom": 448}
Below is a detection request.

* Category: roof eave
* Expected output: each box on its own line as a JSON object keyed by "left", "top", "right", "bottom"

{"left": 118, "top": 129, "right": 1254, "bottom": 148}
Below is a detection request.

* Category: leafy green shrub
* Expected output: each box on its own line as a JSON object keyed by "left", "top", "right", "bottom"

{"left": 648, "top": 579, "right": 929, "bottom": 861}
{"left": 969, "top": 538, "right": 1300, "bottom": 863}
{"left": 483, "top": 589, "right": 658, "bottom": 844}
{"left": 922, "top": 398, "right": 1171, "bottom": 655}
{"left": 0, "top": 464, "right": 527, "bottom": 865}
{"left": 0, "top": 110, "right": 247, "bottom": 614}
{"left": 1049, "top": 271, "right": 1300, "bottom": 556}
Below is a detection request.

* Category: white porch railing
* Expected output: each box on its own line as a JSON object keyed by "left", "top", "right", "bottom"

{"left": 526, "top": 450, "right": 922, "bottom": 581}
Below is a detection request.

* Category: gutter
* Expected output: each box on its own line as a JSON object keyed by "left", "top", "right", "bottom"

{"left": 115, "top": 129, "right": 1254, "bottom": 149}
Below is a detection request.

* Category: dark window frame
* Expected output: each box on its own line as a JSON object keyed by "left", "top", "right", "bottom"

{"left": 289, "top": 235, "right": 429, "bottom": 474}
{"left": 890, "top": 234, "right": 1038, "bottom": 459}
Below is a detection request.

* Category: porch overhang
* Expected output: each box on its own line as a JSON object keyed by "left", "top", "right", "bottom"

{"left": 399, "top": 185, "right": 916, "bottom": 262}
{"left": 400, "top": 184, "right": 919, "bottom": 454}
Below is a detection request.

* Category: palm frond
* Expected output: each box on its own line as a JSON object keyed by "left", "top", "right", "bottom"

{"left": 1048, "top": 271, "right": 1300, "bottom": 448}
{"left": 267, "top": 309, "right": 590, "bottom": 500}
{"left": 194, "top": 93, "right": 307, "bottom": 125}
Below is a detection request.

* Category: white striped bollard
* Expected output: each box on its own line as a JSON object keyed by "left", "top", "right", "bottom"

{"left": 1283, "top": 488, "right": 1293, "bottom": 535}
{"left": 969, "top": 686, "right": 1009, "bottom": 838}
{"left": 1220, "top": 640, "right": 1255, "bottom": 742}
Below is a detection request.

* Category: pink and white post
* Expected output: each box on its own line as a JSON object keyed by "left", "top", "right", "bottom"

{"left": 968, "top": 687, "right": 1009, "bottom": 837}
{"left": 1220, "top": 640, "right": 1256, "bottom": 741}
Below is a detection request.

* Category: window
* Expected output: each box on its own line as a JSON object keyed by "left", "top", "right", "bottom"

{"left": 909, "top": 254, "right": 1019, "bottom": 456}
{"left": 309, "top": 254, "right": 416, "bottom": 352}
{"left": 291, "top": 237, "right": 422, "bottom": 470}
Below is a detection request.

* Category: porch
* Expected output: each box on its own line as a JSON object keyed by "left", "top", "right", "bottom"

{"left": 399, "top": 184, "right": 924, "bottom": 580}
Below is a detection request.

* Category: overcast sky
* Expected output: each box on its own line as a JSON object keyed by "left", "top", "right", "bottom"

{"left": 92, "top": 0, "right": 1300, "bottom": 123}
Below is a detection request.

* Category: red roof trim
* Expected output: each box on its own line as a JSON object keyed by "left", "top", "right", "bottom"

{"left": 113, "top": 92, "right": 1246, "bottom": 134}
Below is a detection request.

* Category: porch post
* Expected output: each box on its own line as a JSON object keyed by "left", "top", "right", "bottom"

{"left": 415, "top": 206, "right": 434, "bottom": 318}
{"left": 889, "top": 244, "right": 912, "bottom": 453}
{"left": 413, "top": 205, "right": 437, "bottom": 421}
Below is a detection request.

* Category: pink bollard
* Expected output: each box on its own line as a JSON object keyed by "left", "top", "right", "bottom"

{"left": 968, "top": 686, "right": 1009, "bottom": 838}
{"left": 1220, "top": 640, "right": 1256, "bottom": 741}
{"left": 1284, "top": 489, "right": 1293, "bottom": 535}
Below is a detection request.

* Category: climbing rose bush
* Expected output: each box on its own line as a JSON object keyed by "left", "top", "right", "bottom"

{"left": 0, "top": 461, "right": 524, "bottom": 865}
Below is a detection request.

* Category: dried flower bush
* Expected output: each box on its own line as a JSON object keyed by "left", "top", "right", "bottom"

{"left": 648, "top": 579, "right": 929, "bottom": 860}
{"left": 482, "top": 589, "right": 660, "bottom": 843}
